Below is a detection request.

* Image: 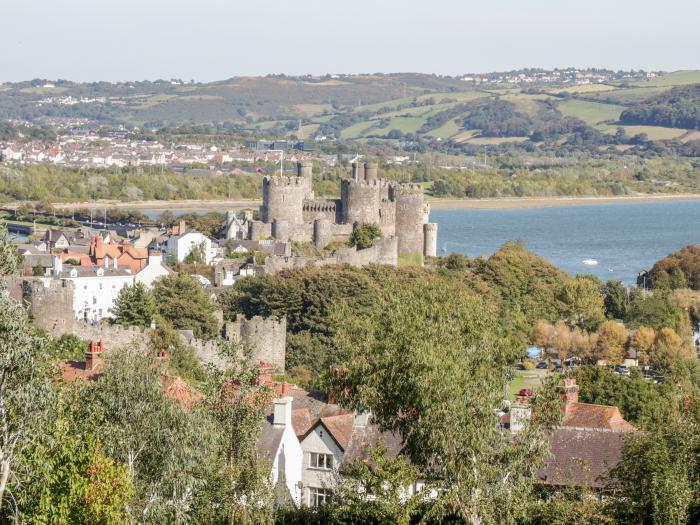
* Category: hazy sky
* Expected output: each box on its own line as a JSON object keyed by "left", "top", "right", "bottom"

{"left": 2, "top": 0, "right": 698, "bottom": 82}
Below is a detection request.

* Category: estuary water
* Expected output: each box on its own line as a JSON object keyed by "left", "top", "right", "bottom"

{"left": 433, "top": 200, "right": 700, "bottom": 285}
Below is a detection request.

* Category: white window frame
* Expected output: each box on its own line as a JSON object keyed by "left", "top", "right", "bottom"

{"left": 308, "top": 486, "right": 332, "bottom": 507}
{"left": 309, "top": 452, "right": 334, "bottom": 470}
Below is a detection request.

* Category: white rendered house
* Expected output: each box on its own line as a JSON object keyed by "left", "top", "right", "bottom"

{"left": 134, "top": 251, "right": 172, "bottom": 289}
{"left": 51, "top": 257, "right": 133, "bottom": 322}
{"left": 165, "top": 232, "right": 216, "bottom": 264}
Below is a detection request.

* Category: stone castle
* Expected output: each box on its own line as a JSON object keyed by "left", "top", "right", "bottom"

{"left": 245, "top": 160, "right": 438, "bottom": 261}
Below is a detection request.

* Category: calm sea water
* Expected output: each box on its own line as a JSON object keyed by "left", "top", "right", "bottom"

{"left": 433, "top": 200, "right": 700, "bottom": 285}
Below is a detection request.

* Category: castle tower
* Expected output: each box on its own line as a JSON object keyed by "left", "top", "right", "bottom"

{"left": 351, "top": 161, "right": 365, "bottom": 181}
{"left": 261, "top": 175, "right": 310, "bottom": 225}
{"left": 272, "top": 219, "right": 289, "bottom": 242}
{"left": 340, "top": 179, "right": 386, "bottom": 225}
{"left": 313, "top": 218, "right": 331, "bottom": 248}
{"left": 395, "top": 184, "right": 425, "bottom": 259}
{"left": 423, "top": 223, "right": 438, "bottom": 257}
{"left": 297, "top": 160, "right": 313, "bottom": 196}
{"left": 364, "top": 162, "right": 378, "bottom": 182}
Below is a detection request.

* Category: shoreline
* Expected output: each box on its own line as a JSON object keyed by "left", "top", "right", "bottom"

{"left": 7, "top": 193, "right": 700, "bottom": 213}
{"left": 426, "top": 194, "right": 700, "bottom": 210}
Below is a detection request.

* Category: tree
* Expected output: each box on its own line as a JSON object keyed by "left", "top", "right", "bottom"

{"left": 633, "top": 326, "right": 657, "bottom": 365}
{"left": 72, "top": 346, "right": 220, "bottom": 523}
{"left": 595, "top": 320, "right": 629, "bottom": 364}
{"left": 153, "top": 272, "right": 218, "bottom": 339}
{"left": 0, "top": 295, "right": 52, "bottom": 515}
{"left": 349, "top": 223, "right": 381, "bottom": 250}
{"left": 0, "top": 226, "right": 18, "bottom": 280}
{"left": 603, "top": 280, "right": 628, "bottom": 320}
{"left": 332, "top": 278, "right": 561, "bottom": 524}
{"left": 557, "top": 275, "right": 605, "bottom": 330}
{"left": 110, "top": 282, "right": 158, "bottom": 328}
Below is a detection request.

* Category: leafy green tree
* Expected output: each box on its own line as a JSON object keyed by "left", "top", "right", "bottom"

{"left": 557, "top": 275, "right": 605, "bottom": 330}
{"left": 110, "top": 282, "right": 158, "bottom": 328}
{"left": 614, "top": 399, "right": 700, "bottom": 525}
{"left": 72, "top": 346, "right": 220, "bottom": 523}
{"left": 349, "top": 223, "right": 381, "bottom": 250}
{"left": 153, "top": 272, "right": 218, "bottom": 339}
{"left": 332, "top": 278, "right": 561, "bottom": 524}
{"left": 595, "top": 320, "right": 629, "bottom": 364}
{"left": 603, "top": 280, "right": 628, "bottom": 320}
{"left": 0, "top": 294, "right": 52, "bottom": 515}
{"left": 336, "top": 445, "right": 423, "bottom": 525}
{"left": 0, "top": 225, "right": 18, "bottom": 279}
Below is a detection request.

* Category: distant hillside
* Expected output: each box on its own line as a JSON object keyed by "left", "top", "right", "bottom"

{"left": 1, "top": 71, "right": 698, "bottom": 151}
{"left": 620, "top": 85, "right": 700, "bottom": 130}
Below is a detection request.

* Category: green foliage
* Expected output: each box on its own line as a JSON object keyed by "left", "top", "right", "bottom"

{"left": 650, "top": 244, "right": 700, "bottom": 290}
{"left": 0, "top": 294, "right": 53, "bottom": 515}
{"left": 149, "top": 318, "right": 207, "bottom": 383}
{"left": 613, "top": 395, "right": 700, "bottom": 525}
{"left": 110, "top": 282, "right": 158, "bottom": 328}
{"left": 0, "top": 225, "right": 19, "bottom": 278}
{"left": 603, "top": 280, "right": 628, "bottom": 319}
{"left": 442, "top": 252, "right": 469, "bottom": 270}
{"left": 620, "top": 85, "right": 700, "bottom": 130}
{"left": 332, "top": 276, "right": 561, "bottom": 524}
{"left": 153, "top": 272, "right": 218, "bottom": 339}
{"left": 348, "top": 223, "right": 381, "bottom": 250}
{"left": 184, "top": 240, "right": 207, "bottom": 264}
{"left": 556, "top": 275, "right": 605, "bottom": 330}
{"left": 71, "top": 346, "right": 221, "bottom": 523}
{"left": 573, "top": 366, "right": 674, "bottom": 427}
{"left": 625, "top": 291, "right": 686, "bottom": 332}
{"left": 46, "top": 333, "right": 87, "bottom": 361}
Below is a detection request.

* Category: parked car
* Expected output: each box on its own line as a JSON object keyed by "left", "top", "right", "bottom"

{"left": 518, "top": 388, "right": 533, "bottom": 397}
{"left": 613, "top": 364, "right": 630, "bottom": 376}
{"left": 536, "top": 361, "right": 548, "bottom": 369}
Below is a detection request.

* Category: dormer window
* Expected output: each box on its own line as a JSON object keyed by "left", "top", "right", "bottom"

{"left": 70, "top": 269, "right": 78, "bottom": 278}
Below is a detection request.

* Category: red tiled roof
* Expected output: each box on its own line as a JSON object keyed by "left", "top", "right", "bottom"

{"left": 162, "top": 375, "right": 204, "bottom": 410}
{"left": 562, "top": 402, "right": 636, "bottom": 431}
{"left": 319, "top": 413, "right": 355, "bottom": 451}
{"left": 61, "top": 360, "right": 102, "bottom": 382}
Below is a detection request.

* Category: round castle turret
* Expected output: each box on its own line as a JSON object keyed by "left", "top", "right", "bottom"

{"left": 261, "top": 161, "right": 313, "bottom": 225}
{"left": 423, "top": 223, "right": 438, "bottom": 257}
{"left": 395, "top": 183, "right": 425, "bottom": 257}
{"left": 340, "top": 179, "right": 390, "bottom": 225}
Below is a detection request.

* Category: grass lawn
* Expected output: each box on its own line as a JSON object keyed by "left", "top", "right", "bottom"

{"left": 557, "top": 99, "right": 625, "bottom": 126}
{"left": 550, "top": 83, "right": 618, "bottom": 94}
{"left": 340, "top": 120, "right": 377, "bottom": 139}
{"left": 600, "top": 124, "right": 689, "bottom": 140}
{"left": 426, "top": 119, "right": 461, "bottom": 139}
{"left": 627, "top": 70, "right": 700, "bottom": 88}
{"left": 370, "top": 116, "right": 426, "bottom": 136}
{"left": 507, "top": 369, "right": 548, "bottom": 401}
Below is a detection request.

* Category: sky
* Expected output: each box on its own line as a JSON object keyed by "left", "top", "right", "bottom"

{"left": 1, "top": 0, "right": 698, "bottom": 82}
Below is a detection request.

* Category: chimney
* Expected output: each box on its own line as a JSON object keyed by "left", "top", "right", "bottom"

{"left": 179, "top": 220, "right": 187, "bottom": 235}
{"left": 563, "top": 378, "right": 579, "bottom": 407}
{"left": 510, "top": 396, "right": 532, "bottom": 433}
{"left": 104, "top": 256, "right": 109, "bottom": 268}
{"left": 256, "top": 361, "right": 274, "bottom": 386}
{"left": 273, "top": 391, "right": 293, "bottom": 428}
{"left": 85, "top": 339, "right": 104, "bottom": 372}
{"left": 113, "top": 256, "right": 118, "bottom": 269}
{"left": 52, "top": 256, "right": 63, "bottom": 277}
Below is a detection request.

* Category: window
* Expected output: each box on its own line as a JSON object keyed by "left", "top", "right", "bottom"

{"left": 92, "top": 296, "right": 97, "bottom": 305}
{"left": 99, "top": 283, "right": 103, "bottom": 290}
{"left": 308, "top": 487, "right": 332, "bottom": 507}
{"left": 309, "top": 452, "right": 333, "bottom": 470}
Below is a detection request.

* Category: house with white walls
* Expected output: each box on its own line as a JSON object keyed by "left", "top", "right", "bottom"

{"left": 164, "top": 231, "right": 216, "bottom": 264}
{"left": 51, "top": 256, "right": 133, "bottom": 322}
{"left": 134, "top": 251, "right": 172, "bottom": 289}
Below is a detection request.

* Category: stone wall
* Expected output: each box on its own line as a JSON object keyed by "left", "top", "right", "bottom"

{"left": 23, "top": 278, "right": 75, "bottom": 335}
{"left": 225, "top": 316, "right": 287, "bottom": 371}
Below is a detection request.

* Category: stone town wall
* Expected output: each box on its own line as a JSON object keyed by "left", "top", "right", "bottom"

{"left": 225, "top": 316, "right": 287, "bottom": 372}
{"left": 23, "top": 278, "right": 75, "bottom": 335}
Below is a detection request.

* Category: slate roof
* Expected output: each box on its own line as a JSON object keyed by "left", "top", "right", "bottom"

{"left": 537, "top": 428, "right": 627, "bottom": 488}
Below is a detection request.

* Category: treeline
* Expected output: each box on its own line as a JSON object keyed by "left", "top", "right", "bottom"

{"left": 620, "top": 85, "right": 700, "bottom": 130}
{"left": 650, "top": 244, "right": 700, "bottom": 290}
{"left": 0, "top": 164, "right": 263, "bottom": 203}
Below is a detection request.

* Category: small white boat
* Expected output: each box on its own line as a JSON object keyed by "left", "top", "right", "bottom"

{"left": 582, "top": 259, "right": 599, "bottom": 266}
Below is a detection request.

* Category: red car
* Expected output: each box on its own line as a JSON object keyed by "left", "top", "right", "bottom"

{"left": 518, "top": 388, "right": 533, "bottom": 397}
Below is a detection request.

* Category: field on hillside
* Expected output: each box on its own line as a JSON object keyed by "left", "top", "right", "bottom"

{"left": 557, "top": 99, "right": 625, "bottom": 126}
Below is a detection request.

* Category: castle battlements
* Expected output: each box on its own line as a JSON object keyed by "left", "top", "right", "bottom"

{"left": 254, "top": 159, "right": 436, "bottom": 263}
{"left": 263, "top": 175, "right": 311, "bottom": 187}
{"left": 341, "top": 178, "right": 393, "bottom": 190}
